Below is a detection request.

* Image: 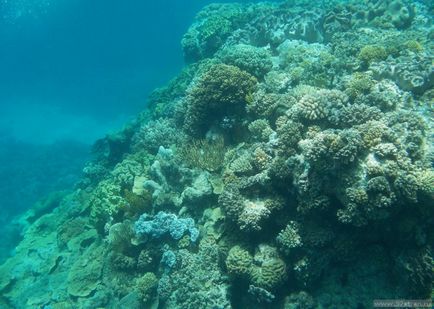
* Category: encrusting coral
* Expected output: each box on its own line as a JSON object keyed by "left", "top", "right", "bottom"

{"left": 0, "top": 0, "right": 432, "bottom": 308}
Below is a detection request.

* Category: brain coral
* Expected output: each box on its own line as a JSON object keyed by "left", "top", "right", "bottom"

{"left": 226, "top": 245, "right": 253, "bottom": 278}
{"left": 250, "top": 245, "right": 287, "bottom": 291}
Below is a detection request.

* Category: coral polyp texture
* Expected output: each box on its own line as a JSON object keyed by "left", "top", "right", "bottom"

{"left": 0, "top": 0, "right": 433, "bottom": 308}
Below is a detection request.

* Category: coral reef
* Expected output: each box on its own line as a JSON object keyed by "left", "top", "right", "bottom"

{"left": 0, "top": 0, "right": 432, "bottom": 308}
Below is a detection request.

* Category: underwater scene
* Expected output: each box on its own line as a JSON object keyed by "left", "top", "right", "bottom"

{"left": 0, "top": 0, "right": 433, "bottom": 308}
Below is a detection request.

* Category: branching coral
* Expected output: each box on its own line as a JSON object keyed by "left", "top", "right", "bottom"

{"left": 277, "top": 221, "right": 303, "bottom": 254}
{"left": 178, "top": 137, "right": 226, "bottom": 172}
{"left": 358, "top": 45, "right": 388, "bottom": 64}
{"left": 295, "top": 88, "right": 348, "bottom": 124}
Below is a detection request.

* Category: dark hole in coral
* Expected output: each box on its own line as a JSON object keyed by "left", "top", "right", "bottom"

{"left": 80, "top": 237, "right": 95, "bottom": 249}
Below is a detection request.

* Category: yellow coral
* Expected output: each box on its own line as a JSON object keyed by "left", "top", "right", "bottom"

{"left": 226, "top": 246, "right": 253, "bottom": 278}
{"left": 358, "top": 45, "right": 388, "bottom": 64}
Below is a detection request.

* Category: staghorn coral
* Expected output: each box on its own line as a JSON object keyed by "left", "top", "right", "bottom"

{"left": 177, "top": 137, "right": 226, "bottom": 172}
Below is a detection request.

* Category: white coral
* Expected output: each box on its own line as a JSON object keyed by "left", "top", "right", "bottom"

{"left": 238, "top": 199, "right": 271, "bottom": 231}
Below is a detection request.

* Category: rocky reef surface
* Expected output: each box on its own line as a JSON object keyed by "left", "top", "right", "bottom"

{"left": 0, "top": 0, "right": 433, "bottom": 308}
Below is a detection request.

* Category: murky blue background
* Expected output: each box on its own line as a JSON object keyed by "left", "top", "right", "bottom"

{"left": 0, "top": 0, "right": 260, "bottom": 262}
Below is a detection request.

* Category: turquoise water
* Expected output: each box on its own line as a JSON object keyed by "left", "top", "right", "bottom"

{"left": 0, "top": 0, "right": 433, "bottom": 308}
{"left": 0, "top": 0, "right": 246, "bottom": 261}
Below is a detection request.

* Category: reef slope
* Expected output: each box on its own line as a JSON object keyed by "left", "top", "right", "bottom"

{"left": 0, "top": 0, "right": 433, "bottom": 308}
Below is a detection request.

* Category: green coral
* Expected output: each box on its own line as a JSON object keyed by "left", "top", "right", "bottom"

{"left": 182, "top": 3, "right": 247, "bottom": 62}
{"left": 404, "top": 40, "right": 424, "bottom": 52}
{"left": 248, "top": 119, "right": 274, "bottom": 142}
{"left": 136, "top": 272, "right": 158, "bottom": 304}
{"left": 345, "top": 72, "right": 374, "bottom": 99}
{"left": 246, "top": 90, "right": 287, "bottom": 118}
{"left": 358, "top": 45, "right": 388, "bottom": 64}
{"left": 1, "top": 1, "right": 433, "bottom": 308}
{"left": 178, "top": 137, "right": 226, "bottom": 171}
{"left": 226, "top": 246, "right": 253, "bottom": 278}
{"left": 184, "top": 63, "right": 257, "bottom": 137}
{"left": 277, "top": 221, "right": 303, "bottom": 254}
{"left": 250, "top": 245, "right": 287, "bottom": 291}
{"left": 89, "top": 180, "right": 127, "bottom": 233}
{"left": 218, "top": 44, "right": 273, "bottom": 78}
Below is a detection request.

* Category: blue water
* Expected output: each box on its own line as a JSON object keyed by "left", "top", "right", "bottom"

{"left": 0, "top": 0, "right": 222, "bottom": 143}
{"left": 0, "top": 0, "right": 261, "bottom": 262}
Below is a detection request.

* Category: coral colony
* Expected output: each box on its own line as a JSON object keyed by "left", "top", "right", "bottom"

{"left": 0, "top": 0, "right": 433, "bottom": 308}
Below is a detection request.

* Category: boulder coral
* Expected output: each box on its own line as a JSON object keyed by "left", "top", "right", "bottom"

{"left": 183, "top": 63, "right": 257, "bottom": 137}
